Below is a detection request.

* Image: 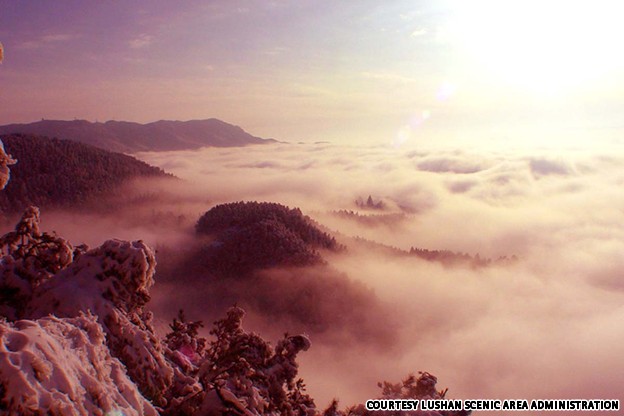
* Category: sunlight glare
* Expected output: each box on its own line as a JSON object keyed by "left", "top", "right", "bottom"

{"left": 446, "top": 0, "right": 624, "bottom": 93}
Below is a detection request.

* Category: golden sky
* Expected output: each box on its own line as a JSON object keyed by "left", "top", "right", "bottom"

{"left": 1, "top": 0, "right": 623, "bottom": 146}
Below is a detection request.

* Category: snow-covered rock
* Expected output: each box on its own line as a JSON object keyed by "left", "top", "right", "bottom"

{"left": 27, "top": 239, "right": 174, "bottom": 407}
{"left": 29, "top": 238, "right": 156, "bottom": 316}
{"left": 0, "top": 208, "right": 178, "bottom": 409}
{"left": 0, "top": 139, "right": 16, "bottom": 190}
{"left": 0, "top": 312, "right": 158, "bottom": 415}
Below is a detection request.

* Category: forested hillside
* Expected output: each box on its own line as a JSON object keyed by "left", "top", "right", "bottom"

{"left": 196, "top": 201, "right": 343, "bottom": 274}
{"left": 0, "top": 134, "right": 171, "bottom": 212}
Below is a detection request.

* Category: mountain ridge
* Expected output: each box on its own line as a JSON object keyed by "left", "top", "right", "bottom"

{"left": 0, "top": 118, "right": 276, "bottom": 153}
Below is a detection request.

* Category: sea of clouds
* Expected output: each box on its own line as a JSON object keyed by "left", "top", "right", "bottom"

{"left": 19, "top": 140, "right": 624, "bottom": 408}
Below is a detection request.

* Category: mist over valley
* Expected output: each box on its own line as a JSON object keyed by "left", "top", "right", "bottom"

{"left": 2, "top": 131, "right": 621, "bottom": 409}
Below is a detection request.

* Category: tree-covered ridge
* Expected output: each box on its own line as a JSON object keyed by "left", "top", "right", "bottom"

{"left": 409, "top": 247, "right": 517, "bottom": 268}
{"left": 332, "top": 210, "right": 407, "bottom": 227}
{"left": 197, "top": 201, "right": 339, "bottom": 249}
{"left": 343, "top": 235, "right": 514, "bottom": 269}
{"left": 0, "top": 134, "right": 171, "bottom": 212}
{"left": 196, "top": 202, "right": 343, "bottom": 274}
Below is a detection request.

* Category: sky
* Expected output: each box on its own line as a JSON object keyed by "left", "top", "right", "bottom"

{"left": 2, "top": 0, "right": 624, "bottom": 145}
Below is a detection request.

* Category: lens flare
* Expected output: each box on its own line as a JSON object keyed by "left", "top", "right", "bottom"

{"left": 393, "top": 110, "right": 431, "bottom": 148}
{"left": 436, "top": 82, "right": 456, "bottom": 102}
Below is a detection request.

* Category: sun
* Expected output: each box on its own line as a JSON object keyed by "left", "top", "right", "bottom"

{"left": 445, "top": 0, "right": 624, "bottom": 93}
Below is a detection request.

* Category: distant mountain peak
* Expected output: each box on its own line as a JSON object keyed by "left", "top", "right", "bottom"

{"left": 0, "top": 118, "right": 275, "bottom": 153}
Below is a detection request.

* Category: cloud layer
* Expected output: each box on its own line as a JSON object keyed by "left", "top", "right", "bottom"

{"left": 8, "top": 141, "right": 623, "bottom": 408}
